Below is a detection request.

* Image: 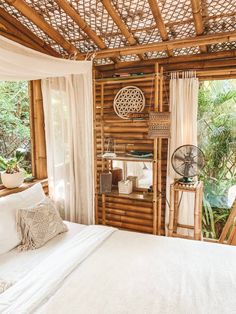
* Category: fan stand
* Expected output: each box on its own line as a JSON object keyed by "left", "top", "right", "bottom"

{"left": 168, "top": 180, "right": 204, "bottom": 240}
{"left": 178, "top": 177, "right": 194, "bottom": 184}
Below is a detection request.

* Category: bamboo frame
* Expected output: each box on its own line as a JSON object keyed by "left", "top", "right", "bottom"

{"left": 94, "top": 70, "right": 162, "bottom": 235}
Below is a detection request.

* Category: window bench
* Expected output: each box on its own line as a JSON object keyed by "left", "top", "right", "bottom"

{"left": 0, "top": 179, "right": 48, "bottom": 197}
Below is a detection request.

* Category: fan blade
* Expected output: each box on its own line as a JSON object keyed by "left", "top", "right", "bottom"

{"left": 174, "top": 155, "right": 186, "bottom": 162}
{"left": 175, "top": 163, "right": 187, "bottom": 175}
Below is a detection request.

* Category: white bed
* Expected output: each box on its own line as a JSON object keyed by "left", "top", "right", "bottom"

{"left": 1, "top": 222, "right": 236, "bottom": 314}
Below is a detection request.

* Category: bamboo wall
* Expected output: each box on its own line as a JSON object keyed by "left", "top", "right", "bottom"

{"left": 95, "top": 64, "right": 169, "bottom": 235}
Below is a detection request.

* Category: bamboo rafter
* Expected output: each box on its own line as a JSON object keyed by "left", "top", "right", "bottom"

{"left": 190, "top": 0, "right": 207, "bottom": 53}
{"left": 55, "top": 0, "right": 117, "bottom": 63}
{"left": 0, "top": 7, "right": 60, "bottom": 57}
{"left": 4, "top": 0, "right": 82, "bottom": 58}
{"left": 147, "top": 0, "right": 173, "bottom": 57}
{"left": 101, "top": 0, "right": 145, "bottom": 61}
{"left": 0, "top": 0, "right": 235, "bottom": 63}
{"left": 96, "top": 49, "right": 236, "bottom": 71}
{"left": 86, "top": 31, "right": 236, "bottom": 59}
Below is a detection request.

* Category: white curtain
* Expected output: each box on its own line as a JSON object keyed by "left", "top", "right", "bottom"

{"left": 166, "top": 71, "right": 199, "bottom": 235}
{"left": 0, "top": 35, "right": 94, "bottom": 224}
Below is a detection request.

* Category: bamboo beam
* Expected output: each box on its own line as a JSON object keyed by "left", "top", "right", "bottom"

{"left": 55, "top": 0, "right": 104, "bottom": 49}
{"left": 30, "top": 80, "right": 47, "bottom": 179}
{"left": 96, "top": 49, "right": 236, "bottom": 71}
{"left": 0, "top": 8, "right": 60, "bottom": 57}
{"left": 190, "top": 0, "right": 207, "bottom": 53}
{"left": 90, "top": 31, "right": 236, "bottom": 59}
{"left": 148, "top": 0, "right": 173, "bottom": 56}
{"left": 0, "top": 30, "right": 35, "bottom": 49}
{"left": 55, "top": 0, "right": 117, "bottom": 63}
{"left": 101, "top": 0, "right": 144, "bottom": 60}
{"left": 5, "top": 0, "right": 82, "bottom": 57}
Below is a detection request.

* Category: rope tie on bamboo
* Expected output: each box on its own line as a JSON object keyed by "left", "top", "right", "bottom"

{"left": 170, "top": 71, "right": 197, "bottom": 79}
{"left": 85, "top": 51, "right": 97, "bottom": 61}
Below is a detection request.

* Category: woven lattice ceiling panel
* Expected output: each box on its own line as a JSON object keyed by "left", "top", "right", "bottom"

{"left": 0, "top": 0, "right": 236, "bottom": 64}
{"left": 0, "top": 1, "right": 66, "bottom": 55}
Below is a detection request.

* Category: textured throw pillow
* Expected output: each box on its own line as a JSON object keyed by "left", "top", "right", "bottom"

{"left": 17, "top": 197, "right": 68, "bottom": 250}
{"left": 0, "top": 183, "right": 46, "bottom": 255}
{"left": 0, "top": 279, "right": 14, "bottom": 294}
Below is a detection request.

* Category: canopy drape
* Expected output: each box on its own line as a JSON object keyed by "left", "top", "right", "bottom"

{"left": 0, "top": 35, "right": 94, "bottom": 224}
{"left": 166, "top": 71, "right": 199, "bottom": 235}
{"left": 0, "top": 35, "right": 90, "bottom": 81}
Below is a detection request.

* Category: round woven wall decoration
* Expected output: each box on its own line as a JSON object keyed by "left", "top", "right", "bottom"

{"left": 113, "top": 86, "right": 145, "bottom": 119}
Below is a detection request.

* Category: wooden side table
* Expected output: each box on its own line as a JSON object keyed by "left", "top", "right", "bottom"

{"left": 168, "top": 181, "right": 203, "bottom": 240}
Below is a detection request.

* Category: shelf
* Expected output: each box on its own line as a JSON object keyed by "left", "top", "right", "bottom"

{"left": 97, "top": 154, "right": 153, "bottom": 162}
{"left": 101, "top": 188, "right": 158, "bottom": 202}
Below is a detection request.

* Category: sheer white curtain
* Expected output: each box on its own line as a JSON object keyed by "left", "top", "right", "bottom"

{"left": 0, "top": 35, "right": 94, "bottom": 224}
{"left": 42, "top": 75, "right": 93, "bottom": 224}
{"left": 166, "top": 71, "right": 199, "bottom": 235}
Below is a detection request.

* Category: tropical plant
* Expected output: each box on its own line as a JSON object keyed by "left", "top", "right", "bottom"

{"left": 0, "top": 148, "right": 26, "bottom": 174}
{"left": 198, "top": 80, "right": 236, "bottom": 239}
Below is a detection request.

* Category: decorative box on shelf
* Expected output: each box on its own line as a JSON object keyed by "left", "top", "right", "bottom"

{"left": 118, "top": 180, "right": 133, "bottom": 194}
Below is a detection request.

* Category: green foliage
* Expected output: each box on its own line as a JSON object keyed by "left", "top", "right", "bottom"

{"left": 198, "top": 80, "right": 236, "bottom": 239}
{"left": 0, "top": 81, "right": 31, "bottom": 175}
{"left": 0, "top": 148, "right": 26, "bottom": 174}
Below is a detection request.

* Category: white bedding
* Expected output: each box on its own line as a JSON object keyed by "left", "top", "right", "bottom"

{"left": 0, "top": 222, "right": 85, "bottom": 283}
{"left": 1, "top": 224, "right": 236, "bottom": 314}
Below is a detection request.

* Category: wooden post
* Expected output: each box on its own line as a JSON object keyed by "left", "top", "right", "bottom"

{"left": 29, "top": 80, "right": 47, "bottom": 179}
{"left": 153, "top": 63, "right": 159, "bottom": 235}
{"left": 168, "top": 183, "right": 175, "bottom": 236}
{"left": 93, "top": 68, "right": 98, "bottom": 224}
{"left": 100, "top": 83, "right": 106, "bottom": 225}
{"left": 173, "top": 190, "right": 179, "bottom": 233}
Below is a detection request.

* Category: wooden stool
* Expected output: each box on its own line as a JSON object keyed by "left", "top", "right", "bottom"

{"left": 168, "top": 181, "right": 203, "bottom": 240}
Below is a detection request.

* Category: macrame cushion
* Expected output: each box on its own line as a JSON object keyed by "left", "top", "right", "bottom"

{"left": 0, "top": 279, "right": 14, "bottom": 294}
{"left": 17, "top": 197, "right": 68, "bottom": 251}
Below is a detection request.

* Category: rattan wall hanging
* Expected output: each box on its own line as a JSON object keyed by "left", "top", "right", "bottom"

{"left": 113, "top": 86, "right": 145, "bottom": 119}
{"left": 148, "top": 112, "right": 171, "bottom": 138}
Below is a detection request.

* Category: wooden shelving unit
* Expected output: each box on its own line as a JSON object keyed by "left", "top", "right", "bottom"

{"left": 94, "top": 65, "right": 164, "bottom": 235}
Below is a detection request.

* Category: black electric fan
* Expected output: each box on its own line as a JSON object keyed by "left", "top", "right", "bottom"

{"left": 171, "top": 144, "right": 205, "bottom": 183}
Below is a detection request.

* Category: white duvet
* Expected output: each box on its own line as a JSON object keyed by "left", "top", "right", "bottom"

{"left": 1, "top": 225, "right": 236, "bottom": 314}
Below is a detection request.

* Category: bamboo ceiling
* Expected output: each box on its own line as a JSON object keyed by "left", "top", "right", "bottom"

{"left": 0, "top": 0, "right": 235, "bottom": 65}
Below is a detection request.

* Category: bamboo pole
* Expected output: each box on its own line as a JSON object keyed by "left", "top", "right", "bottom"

{"left": 30, "top": 81, "right": 47, "bottom": 179}
{"left": 190, "top": 0, "right": 207, "bottom": 53}
{"left": 148, "top": 0, "right": 173, "bottom": 57}
{"left": 89, "top": 31, "right": 236, "bottom": 59}
{"left": 93, "top": 68, "right": 98, "bottom": 224}
{"left": 157, "top": 66, "right": 164, "bottom": 235}
{"left": 152, "top": 63, "right": 159, "bottom": 235}
{"left": 100, "top": 0, "right": 144, "bottom": 60}
{"left": 96, "top": 49, "right": 236, "bottom": 72}
{"left": 100, "top": 83, "right": 106, "bottom": 225}
{"left": 5, "top": 0, "right": 82, "bottom": 57}
{"left": 0, "top": 7, "right": 60, "bottom": 57}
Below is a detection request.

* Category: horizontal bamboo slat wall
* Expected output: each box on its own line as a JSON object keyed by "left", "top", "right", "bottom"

{"left": 94, "top": 64, "right": 169, "bottom": 235}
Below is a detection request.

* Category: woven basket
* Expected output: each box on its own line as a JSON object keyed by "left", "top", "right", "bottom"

{"left": 148, "top": 112, "right": 171, "bottom": 138}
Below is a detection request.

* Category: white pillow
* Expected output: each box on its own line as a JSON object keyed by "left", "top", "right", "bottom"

{"left": 0, "top": 183, "right": 46, "bottom": 255}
